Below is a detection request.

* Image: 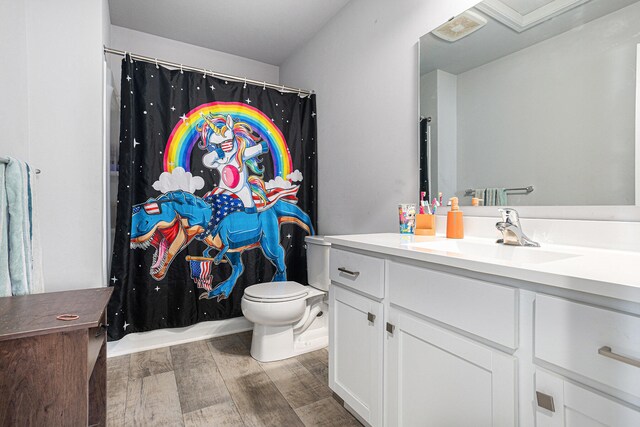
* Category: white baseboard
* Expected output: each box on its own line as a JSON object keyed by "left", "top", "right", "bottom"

{"left": 107, "top": 316, "right": 253, "bottom": 357}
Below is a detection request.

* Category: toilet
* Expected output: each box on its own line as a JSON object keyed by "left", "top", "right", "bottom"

{"left": 241, "top": 235, "right": 330, "bottom": 362}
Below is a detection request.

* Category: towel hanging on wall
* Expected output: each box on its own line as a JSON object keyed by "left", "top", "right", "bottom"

{"left": 0, "top": 157, "right": 44, "bottom": 296}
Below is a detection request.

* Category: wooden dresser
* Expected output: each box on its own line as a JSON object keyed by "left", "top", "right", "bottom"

{"left": 0, "top": 287, "right": 113, "bottom": 427}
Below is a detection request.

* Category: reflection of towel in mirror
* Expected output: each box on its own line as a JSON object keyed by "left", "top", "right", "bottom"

{"left": 0, "top": 158, "right": 43, "bottom": 297}
{"left": 484, "top": 188, "right": 507, "bottom": 206}
{"left": 474, "top": 189, "right": 485, "bottom": 204}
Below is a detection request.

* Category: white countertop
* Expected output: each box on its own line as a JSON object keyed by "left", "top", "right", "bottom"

{"left": 325, "top": 233, "right": 640, "bottom": 304}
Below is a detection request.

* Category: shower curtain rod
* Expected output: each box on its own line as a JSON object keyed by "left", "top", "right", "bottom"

{"left": 103, "top": 47, "right": 314, "bottom": 96}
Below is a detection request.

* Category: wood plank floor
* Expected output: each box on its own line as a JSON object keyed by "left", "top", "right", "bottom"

{"left": 107, "top": 331, "right": 361, "bottom": 427}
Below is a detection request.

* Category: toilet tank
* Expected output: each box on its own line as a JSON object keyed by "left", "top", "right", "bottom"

{"left": 305, "top": 236, "right": 331, "bottom": 291}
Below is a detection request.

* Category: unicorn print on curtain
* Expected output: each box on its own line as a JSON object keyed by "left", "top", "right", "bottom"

{"left": 108, "top": 56, "right": 317, "bottom": 340}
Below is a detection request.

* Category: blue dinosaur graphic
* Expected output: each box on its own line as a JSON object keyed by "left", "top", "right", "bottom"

{"left": 130, "top": 191, "right": 314, "bottom": 300}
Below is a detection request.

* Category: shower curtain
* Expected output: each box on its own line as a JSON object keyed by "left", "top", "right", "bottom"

{"left": 419, "top": 117, "right": 431, "bottom": 197}
{"left": 107, "top": 56, "right": 317, "bottom": 340}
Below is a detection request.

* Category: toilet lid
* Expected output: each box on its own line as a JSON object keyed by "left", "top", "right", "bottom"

{"left": 244, "top": 281, "right": 308, "bottom": 301}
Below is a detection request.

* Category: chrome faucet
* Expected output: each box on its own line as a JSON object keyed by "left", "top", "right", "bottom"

{"left": 496, "top": 208, "right": 540, "bottom": 247}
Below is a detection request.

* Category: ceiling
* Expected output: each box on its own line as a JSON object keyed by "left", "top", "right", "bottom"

{"left": 421, "top": 0, "right": 639, "bottom": 75}
{"left": 108, "top": 0, "right": 351, "bottom": 66}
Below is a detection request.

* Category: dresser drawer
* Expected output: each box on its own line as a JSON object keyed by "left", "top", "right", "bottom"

{"left": 388, "top": 261, "right": 518, "bottom": 349}
{"left": 329, "top": 248, "right": 385, "bottom": 299}
{"left": 535, "top": 294, "right": 640, "bottom": 401}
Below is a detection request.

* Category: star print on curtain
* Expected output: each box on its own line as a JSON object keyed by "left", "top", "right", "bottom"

{"left": 107, "top": 55, "right": 317, "bottom": 341}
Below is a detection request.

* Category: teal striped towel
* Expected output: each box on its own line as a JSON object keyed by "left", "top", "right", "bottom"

{"left": 0, "top": 157, "right": 43, "bottom": 296}
{"left": 484, "top": 188, "right": 507, "bottom": 206}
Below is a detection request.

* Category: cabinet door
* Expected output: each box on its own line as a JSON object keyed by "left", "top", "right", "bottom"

{"left": 385, "top": 308, "right": 516, "bottom": 427}
{"left": 535, "top": 370, "right": 640, "bottom": 427}
{"left": 329, "top": 285, "right": 383, "bottom": 426}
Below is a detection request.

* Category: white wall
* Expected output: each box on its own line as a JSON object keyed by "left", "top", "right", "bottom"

{"left": 108, "top": 26, "right": 280, "bottom": 96}
{"left": 0, "top": 0, "right": 29, "bottom": 160}
{"left": 0, "top": 0, "right": 108, "bottom": 293}
{"left": 436, "top": 70, "right": 457, "bottom": 201}
{"left": 456, "top": 3, "right": 639, "bottom": 206}
{"left": 23, "top": 0, "right": 108, "bottom": 292}
{"left": 280, "top": 0, "right": 479, "bottom": 235}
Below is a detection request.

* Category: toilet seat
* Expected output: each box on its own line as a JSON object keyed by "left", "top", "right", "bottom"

{"left": 243, "top": 281, "right": 308, "bottom": 303}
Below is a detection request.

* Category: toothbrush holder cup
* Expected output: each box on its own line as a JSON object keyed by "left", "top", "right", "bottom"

{"left": 415, "top": 213, "right": 436, "bottom": 236}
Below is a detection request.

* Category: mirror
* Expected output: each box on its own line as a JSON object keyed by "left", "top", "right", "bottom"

{"left": 419, "top": 0, "right": 639, "bottom": 207}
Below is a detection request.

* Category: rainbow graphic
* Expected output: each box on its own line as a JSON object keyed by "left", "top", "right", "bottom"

{"left": 164, "top": 102, "right": 292, "bottom": 177}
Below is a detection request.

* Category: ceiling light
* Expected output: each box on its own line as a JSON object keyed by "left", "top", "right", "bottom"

{"left": 432, "top": 10, "right": 488, "bottom": 42}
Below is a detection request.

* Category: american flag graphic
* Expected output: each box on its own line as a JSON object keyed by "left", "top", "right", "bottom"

{"left": 144, "top": 202, "right": 160, "bottom": 215}
{"left": 189, "top": 259, "right": 214, "bottom": 291}
{"left": 204, "top": 186, "right": 299, "bottom": 211}
{"left": 220, "top": 140, "right": 234, "bottom": 152}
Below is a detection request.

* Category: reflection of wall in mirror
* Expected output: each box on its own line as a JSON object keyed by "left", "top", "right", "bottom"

{"left": 457, "top": 2, "right": 639, "bottom": 206}
{"left": 636, "top": 43, "right": 640, "bottom": 207}
{"left": 422, "top": 2, "right": 640, "bottom": 206}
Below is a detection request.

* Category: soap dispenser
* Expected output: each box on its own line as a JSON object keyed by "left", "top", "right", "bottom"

{"left": 446, "top": 197, "right": 464, "bottom": 239}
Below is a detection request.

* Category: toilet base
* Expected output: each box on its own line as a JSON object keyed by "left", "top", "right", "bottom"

{"left": 250, "top": 324, "right": 293, "bottom": 362}
{"left": 250, "top": 323, "right": 328, "bottom": 363}
{"left": 293, "top": 324, "right": 328, "bottom": 356}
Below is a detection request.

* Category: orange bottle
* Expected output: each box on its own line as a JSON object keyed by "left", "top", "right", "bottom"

{"left": 446, "top": 197, "right": 464, "bottom": 239}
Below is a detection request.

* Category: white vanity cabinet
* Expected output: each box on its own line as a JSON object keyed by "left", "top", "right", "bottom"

{"left": 535, "top": 369, "right": 640, "bottom": 427}
{"left": 385, "top": 307, "right": 516, "bottom": 426}
{"left": 328, "top": 247, "right": 518, "bottom": 426}
{"left": 535, "top": 294, "right": 640, "bottom": 403}
{"left": 533, "top": 295, "right": 640, "bottom": 427}
{"left": 384, "top": 260, "right": 518, "bottom": 426}
{"left": 327, "top": 240, "right": 640, "bottom": 427}
{"left": 329, "top": 249, "right": 385, "bottom": 426}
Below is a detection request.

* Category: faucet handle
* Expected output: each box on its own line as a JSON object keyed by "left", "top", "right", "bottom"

{"left": 498, "top": 208, "right": 520, "bottom": 226}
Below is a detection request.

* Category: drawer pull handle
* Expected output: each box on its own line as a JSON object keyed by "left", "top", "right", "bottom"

{"left": 536, "top": 391, "right": 555, "bottom": 412}
{"left": 367, "top": 312, "right": 376, "bottom": 323}
{"left": 337, "top": 267, "right": 360, "bottom": 277}
{"left": 386, "top": 322, "right": 395, "bottom": 334}
{"left": 598, "top": 346, "right": 640, "bottom": 368}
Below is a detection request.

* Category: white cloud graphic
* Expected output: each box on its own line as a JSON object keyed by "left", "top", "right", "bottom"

{"left": 287, "top": 170, "right": 303, "bottom": 182}
{"left": 152, "top": 167, "right": 205, "bottom": 194}
{"left": 265, "top": 176, "right": 293, "bottom": 190}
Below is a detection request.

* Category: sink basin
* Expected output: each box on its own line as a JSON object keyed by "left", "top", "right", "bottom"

{"left": 407, "top": 239, "right": 579, "bottom": 265}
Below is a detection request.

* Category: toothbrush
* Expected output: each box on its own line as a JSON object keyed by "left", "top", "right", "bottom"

{"left": 438, "top": 192, "right": 443, "bottom": 206}
{"left": 419, "top": 191, "right": 426, "bottom": 214}
{"left": 432, "top": 198, "right": 441, "bottom": 215}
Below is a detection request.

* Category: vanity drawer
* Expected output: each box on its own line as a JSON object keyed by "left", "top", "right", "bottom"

{"left": 388, "top": 261, "right": 518, "bottom": 349}
{"left": 535, "top": 294, "right": 640, "bottom": 401}
{"left": 330, "top": 248, "right": 384, "bottom": 299}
